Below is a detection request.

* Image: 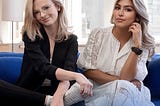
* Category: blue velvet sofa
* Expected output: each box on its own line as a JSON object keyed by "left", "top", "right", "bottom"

{"left": 143, "top": 53, "right": 160, "bottom": 106}
{"left": 0, "top": 52, "right": 160, "bottom": 105}
{"left": 0, "top": 52, "right": 23, "bottom": 84}
{"left": 0, "top": 52, "right": 84, "bottom": 106}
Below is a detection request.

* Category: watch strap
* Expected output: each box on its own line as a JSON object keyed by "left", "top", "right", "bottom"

{"left": 131, "top": 47, "right": 143, "bottom": 55}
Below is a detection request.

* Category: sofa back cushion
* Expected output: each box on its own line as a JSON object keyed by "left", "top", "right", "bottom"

{"left": 0, "top": 57, "right": 22, "bottom": 84}
{"left": 144, "top": 53, "right": 160, "bottom": 97}
{"left": 0, "top": 52, "right": 23, "bottom": 57}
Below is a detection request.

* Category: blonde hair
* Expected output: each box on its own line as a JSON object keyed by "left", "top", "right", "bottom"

{"left": 22, "top": 0, "right": 71, "bottom": 42}
{"left": 110, "top": 0, "right": 155, "bottom": 56}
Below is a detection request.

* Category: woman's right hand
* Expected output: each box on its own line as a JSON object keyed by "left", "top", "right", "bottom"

{"left": 55, "top": 68, "right": 93, "bottom": 97}
{"left": 75, "top": 73, "right": 93, "bottom": 97}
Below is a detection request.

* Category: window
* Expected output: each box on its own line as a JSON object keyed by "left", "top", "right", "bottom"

{"left": 0, "top": 0, "right": 160, "bottom": 45}
{"left": 63, "top": 0, "right": 160, "bottom": 44}
{"left": 63, "top": 0, "right": 114, "bottom": 44}
{"left": 146, "top": 0, "right": 160, "bottom": 43}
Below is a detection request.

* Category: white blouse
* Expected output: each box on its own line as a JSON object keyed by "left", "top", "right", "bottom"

{"left": 64, "top": 26, "right": 154, "bottom": 106}
{"left": 77, "top": 26, "right": 149, "bottom": 82}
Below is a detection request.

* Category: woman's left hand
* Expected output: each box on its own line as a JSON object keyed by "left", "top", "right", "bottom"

{"left": 130, "top": 79, "right": 141, "bottom": 91}
{"left": 128, "top": 22, "right": 142, "bottom": 48}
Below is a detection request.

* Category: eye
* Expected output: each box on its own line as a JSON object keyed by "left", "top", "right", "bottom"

{"left": 33, "top": 11, "right": 40, "bottom": 15}
{"left": 114, "top": 5, "right": 120, "bottom": 10}
{"left": 124, "top": 8, "right": 133, "bottom": 12}
{"left": 42, "top": 5, "right": 50, "bottom": 11}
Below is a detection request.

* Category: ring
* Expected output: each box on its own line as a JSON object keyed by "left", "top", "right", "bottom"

{"left": 81, "top": 89, "right": 84, "bottom": 91}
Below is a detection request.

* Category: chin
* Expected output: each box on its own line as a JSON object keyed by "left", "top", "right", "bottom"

{"left": 43, "top": 22, "right": 53, "bottom": 27}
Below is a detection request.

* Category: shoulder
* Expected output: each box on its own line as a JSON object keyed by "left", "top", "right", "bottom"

{"left": 88, "top": 26, "right": 113, "bottom": 42}
{"left": 60, "top": 34, "right": 78, "bottom": 45}
{"left": 23, "top": 31, "right": 41, "bottom": 43}
{"left": 68, "top": 34, "right": 78, "bottom": 40}
{"left": 90, "top": 26, "right": 113, "bottom": 37}
{"left": 22, "top": 32, "right": 32, "bottom": 43}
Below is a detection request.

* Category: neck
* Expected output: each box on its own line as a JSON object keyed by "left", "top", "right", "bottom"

{"left": 112, "top": 26, "right": 131, "bottom": 43}
{"left": 44, "top": 22, "right": 59, "bottom": 40}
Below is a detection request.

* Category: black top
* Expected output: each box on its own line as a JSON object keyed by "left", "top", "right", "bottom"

{"left": 16, "top": 27, "right": 78, "bottom": 94}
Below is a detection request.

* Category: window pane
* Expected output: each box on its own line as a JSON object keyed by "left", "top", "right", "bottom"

{"left": 66, "top": 0, "right": 114, "bottom": 44}
{"left": 146, "top": 0, "right": 160, "bottom": 43}
{"left": 64, "top": 0, "right": 160, "bottom": 44}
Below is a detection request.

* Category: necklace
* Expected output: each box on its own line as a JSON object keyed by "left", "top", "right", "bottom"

{"left": 50, "top": 57, "right": 52, "bottom": 64}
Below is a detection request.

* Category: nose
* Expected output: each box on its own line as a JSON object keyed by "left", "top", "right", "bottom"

{"left": 118, "top": 9, "right": 124, "bottom": 16}
{"left": 40, "top": 11, "right": 46, "bottom": 18}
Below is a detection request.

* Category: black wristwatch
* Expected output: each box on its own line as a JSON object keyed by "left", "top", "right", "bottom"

{"left": 131, "top": 47, "right": 143, "bottom": 55}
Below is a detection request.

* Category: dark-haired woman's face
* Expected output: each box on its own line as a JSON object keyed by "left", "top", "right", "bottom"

{"left": 113, "top": 0, "right": 136, "bottom": 28}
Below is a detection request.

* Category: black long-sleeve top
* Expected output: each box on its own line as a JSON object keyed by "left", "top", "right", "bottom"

{"left": 16, "top": 27, "right": 78, "bottom": 94}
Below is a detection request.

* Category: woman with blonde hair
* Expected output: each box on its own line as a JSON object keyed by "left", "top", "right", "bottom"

{"left": 16, "top": 0, "right": 93, "bottom": 105}
{"left": 64, "top": 0, "right": 155, "bottom": 105}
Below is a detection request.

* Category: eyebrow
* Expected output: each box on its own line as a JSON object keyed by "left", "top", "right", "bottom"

{"left": 33, "top": 4, "right": 50, "bottom": 11}
{"left": 115, "top": 3, "right": 134, "bottom": 8}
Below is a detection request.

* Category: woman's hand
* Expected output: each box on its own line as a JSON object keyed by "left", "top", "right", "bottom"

{"left": 55, "top": 68, "right": 93, "bottom": 97}
{"left": 129, "top": 22, "right": 142, "bottom": 48}
{"left": 75, "top": 73, "right": 93, "bottom": 97}
{"left": 50, "top": 81, "right": 70, "bottom": 106}
{"left": 130, "top": 79, "right": 141, "bottom": 91}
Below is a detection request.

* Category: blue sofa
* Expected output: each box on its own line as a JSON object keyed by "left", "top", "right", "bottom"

{"left": 0, "top": 52, "right": 160, "bottom": 105}
{"left": 0, "top": 52, "right": 23, "bottom": 84}
{"left": 143, "top": 53, "right": 160, "bottom": 106}
{"left": 0, "top": 52, "right": 84, "bottom": 106}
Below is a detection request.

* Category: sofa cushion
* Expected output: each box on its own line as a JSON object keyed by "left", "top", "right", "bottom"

{"left": 0, "top": 52, "right": 23, "bottom": 57}
{"left": 0, "top": 57, "right": 22, "bottom": 84}
{"left": 144, "top": 53, "right": 160, "bottom": 98}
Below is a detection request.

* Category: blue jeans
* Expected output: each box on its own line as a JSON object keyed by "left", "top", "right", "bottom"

{"left": 71, "top": 101, "right": 85, "bottom": 106}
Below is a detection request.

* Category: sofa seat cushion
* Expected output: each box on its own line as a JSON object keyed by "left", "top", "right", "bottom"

{"left": 152, "top": 97, "right": 160, "bottom": 106}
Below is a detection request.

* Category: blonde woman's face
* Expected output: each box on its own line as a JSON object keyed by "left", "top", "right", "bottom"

{"left": 112, "top": 0, "right": 136, "bottom": 28}
{"left": 33, "top": 0, "right": 60, "bottom": 26}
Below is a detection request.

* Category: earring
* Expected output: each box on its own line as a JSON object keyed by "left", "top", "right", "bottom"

{"left": 135, "top": 18, "right": 140, "bottom": 22}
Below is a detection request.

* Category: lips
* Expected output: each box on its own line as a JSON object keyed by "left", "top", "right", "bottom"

{"left": 116, "top": 18, "right": 125, "bottom": 22}
{"left": 41, "top": 17, "right": 50, "bottom": 22}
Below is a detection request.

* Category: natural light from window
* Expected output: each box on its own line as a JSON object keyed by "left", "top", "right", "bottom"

{"left": 0, "top": 0, "right": 160, "bottom": 45}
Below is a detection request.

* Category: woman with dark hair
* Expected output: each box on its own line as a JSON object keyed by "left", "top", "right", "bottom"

{"left": 64, "top": 0, "right": 155, "bottom": 105}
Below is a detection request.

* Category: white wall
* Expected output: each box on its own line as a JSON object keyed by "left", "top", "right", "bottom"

{"left": 0, "top": 0, "right": 1, "bottom": 18}
{"left": 0, "top": 0, "right": 25, "bottom": 44}
{"left": 103, "top": 0, "right": 114, "bottom": 27}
